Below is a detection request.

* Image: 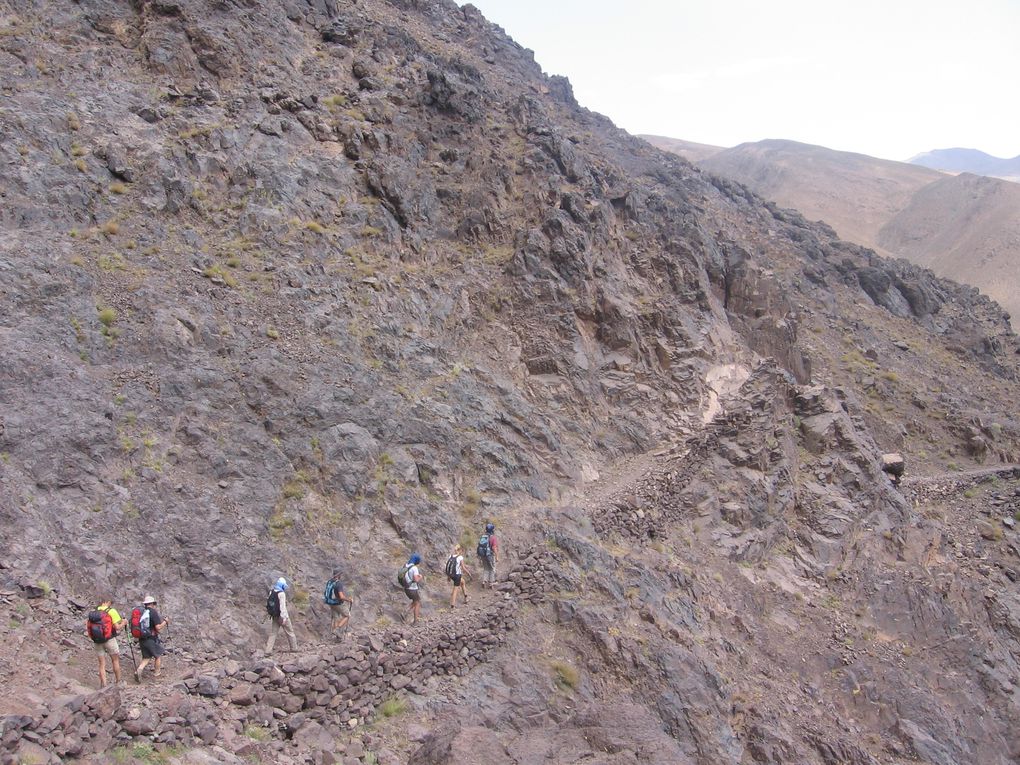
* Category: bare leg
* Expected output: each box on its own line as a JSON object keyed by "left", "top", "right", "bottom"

{"left": 153, "top": 657, "right": 162, "bottom": 677}
{"left": 111, "top": 654, "right": 122, "bottom": 684}
{"left": 97, "top": 655, "right": 108, "bottom": 688}
{"left": 135, "top": 658, "right": 149, "bottom": 681}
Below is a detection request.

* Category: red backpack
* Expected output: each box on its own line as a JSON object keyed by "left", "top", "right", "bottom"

{"left": 130, "top": 606, "right": 153, "bottom": 639}
{"left": 87, "top": 610, "right": 114, "bottom": 643}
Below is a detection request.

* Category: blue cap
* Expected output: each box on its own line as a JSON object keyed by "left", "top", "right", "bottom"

{"left": 485, "top": 523, "right": 495, "bottom": 533}
{"left": 408, "top": 554, "right": 421, "bottom": 565}
{"left": 274, "top": 577, "right": 288, "bottom": 591}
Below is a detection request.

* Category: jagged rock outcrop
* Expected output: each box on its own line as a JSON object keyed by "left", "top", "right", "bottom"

{"left": 2, "top": 0, "right": 1020, "bottom": 763}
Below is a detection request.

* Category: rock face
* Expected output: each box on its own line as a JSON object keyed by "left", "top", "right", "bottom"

{"left": 1, "top": 1, "right": 1020, "bottom": 764}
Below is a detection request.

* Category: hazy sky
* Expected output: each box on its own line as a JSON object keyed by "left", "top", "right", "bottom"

{"left": 460, "top": 0, "right": 1020, "bottom": 161}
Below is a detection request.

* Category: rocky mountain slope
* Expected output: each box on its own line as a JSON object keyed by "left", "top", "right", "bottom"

{"left": 2, "top": 1, "right": 1020, "bottom": 764}
{"left": 646, "top": 137, "right": 1020, "bottom": 327}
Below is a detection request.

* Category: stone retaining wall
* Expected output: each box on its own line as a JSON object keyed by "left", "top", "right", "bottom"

{"left": 0, "top": 549, "right": 554, "bottom": 763}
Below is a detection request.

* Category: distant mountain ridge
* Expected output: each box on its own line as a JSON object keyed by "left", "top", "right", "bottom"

{"left": 909, "top": 147, "right": 1020, "bottom": 180}
{"left": 642, "top": 136, "right": 1020, "bottom": 327}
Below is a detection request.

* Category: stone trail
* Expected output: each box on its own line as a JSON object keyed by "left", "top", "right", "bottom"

{"left": 0, "top": 547, "right": 556, "bottom": 763}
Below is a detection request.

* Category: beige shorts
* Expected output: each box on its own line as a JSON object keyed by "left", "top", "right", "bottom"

{"left": 93, "top": 637, "right": 120, "bottom": 656}
{"left": 329, "top": 602, "right": 351, "bottom": 617}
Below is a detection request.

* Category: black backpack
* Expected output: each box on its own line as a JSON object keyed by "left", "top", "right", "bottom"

{"left": 266, "top": 590, "right": 281, "bottom": 618}
{"left": 445, "top": 555, "right": 458, "bottom": 580}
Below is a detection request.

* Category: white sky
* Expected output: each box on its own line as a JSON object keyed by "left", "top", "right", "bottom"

{"left": 459, "top": 0, "right": 1020, "bottom": 161}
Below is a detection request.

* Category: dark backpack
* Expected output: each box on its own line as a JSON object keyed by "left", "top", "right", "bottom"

{"left": 266, "top": 590, "right": 281, "bottom": 618}
{"left": 323, "top": 579, "right": 342, "bottom": 606}
{"left": 476, "top": 534, "right": 492, "bottom": 560}
{"left": 397, "top": 564, "right": 412, "bottom": 588}
{"left": 129, "top": 606, "right": 152, "bottom": 639}
{"left": 445, "top": 555, "right": 458, "bottom": 580}
{"left": 87, "top": 610, "right": 114, "bottom": 643}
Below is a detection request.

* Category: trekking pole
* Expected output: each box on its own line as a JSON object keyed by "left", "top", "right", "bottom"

{"left": 128, "top": 638, "right": 138, "bottom": 675}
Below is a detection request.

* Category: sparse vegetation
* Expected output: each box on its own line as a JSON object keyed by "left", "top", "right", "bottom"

{"left": 244, "top": 725, "right": 270, "bottom": 741}
{"left": 377, "top": 695, "right": 407, "bottom": 718}
{"left": 109, "top": 742, "right": 185, "bottom": 764}
{"left": 202, "top": 264, "right": 238, "bottom": 288}
{"left": 110, "top": 182, "right": 128, "bottom": 194}
{"left": 291, "top": 585, "right": 310, "bottom": 607}
{"left": 322, "top": 94, "right": 348, "bottom": 110}
{"left": 97, "top": 306, "right": 117, "bottom": 327}
{"left": 282, "top": 472, "right": 307, "bottom": 500}
{"left": 100, "top": 220, "right": 120, "bottom": 236}
{"left": 551, "top": 660, "right": 580, "bottom": 691}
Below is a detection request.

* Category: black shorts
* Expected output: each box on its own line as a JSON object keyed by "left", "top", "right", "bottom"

{"left": 451, "top": 574, "right": 463, "bottom": 586}
{"left": 139, "top": 636, "right": 165, "bottom": 659}
{"left": 403, "top": 587, "right": 420, "bottom": 602}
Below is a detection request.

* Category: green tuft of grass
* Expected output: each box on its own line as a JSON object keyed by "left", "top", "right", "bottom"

{"left": 202, "top": 264, "right": 238, "bottom": 288}
{"left": 322, "top": 94, "right": 348, "bottom": 110}
{"left": 244, "top": 725, "right": 270, "bottom": 741}
{"left": 97, "top": 307, "right": 117, "bottom": 327}
{"left": 282, "top": 477, "right": 306, "bottom": 499}
{"left": 551, "top": 660, "right": 579, "bottom": 691}
{"left": 377, "top": 695, "right": 407, "bottom": 718}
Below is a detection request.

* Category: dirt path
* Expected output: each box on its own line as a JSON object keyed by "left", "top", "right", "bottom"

{"left": 901, "top": 463, "right": 1020, "bottom": 487}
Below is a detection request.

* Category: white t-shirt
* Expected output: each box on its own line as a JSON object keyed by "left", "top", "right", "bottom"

{"left": 453, "top": 555, "right": 464, "bottom": 576}
{"left": 405, "top": 565, "right": 421, "bottom": 590}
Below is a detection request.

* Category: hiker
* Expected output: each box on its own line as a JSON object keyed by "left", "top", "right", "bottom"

{"left": 85, "top": 597, "right": 125, "bottom": 687}
{"left": 446, "top": 544, "right": 471, "bottom": 608}
{"left": 323, "top": 568, "right": 354, "bottom": 637}
{"left": 477, "top": 522, "right": 500, "bottom": 587}
{"left": 399, "top": 554, "right": 424, "bottom": 625}
{"left": 265, "top": 576, "right": 298, "bottom": 653}
{"left": 131, "top": 595, "right": 169, "bottom": 683}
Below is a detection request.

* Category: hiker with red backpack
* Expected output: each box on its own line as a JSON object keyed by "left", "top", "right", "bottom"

{"left": 477, "top": 522, "right": 500, "bottom": 587}
{"left": 85, "top": 597, "right": 125, "bottom": 687}
{"left": 130, "top": 595, "right": 169, "bottom": 682}
{"left": 446, "top": 544, "right": 471, "bottom": 608}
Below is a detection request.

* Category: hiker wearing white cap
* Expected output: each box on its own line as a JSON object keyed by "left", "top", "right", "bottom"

{"left": 265, "top": 577, "right": 298, "bottom": 653}
{"left": 130, "top": 594, "right": 169, "bottom": 682}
